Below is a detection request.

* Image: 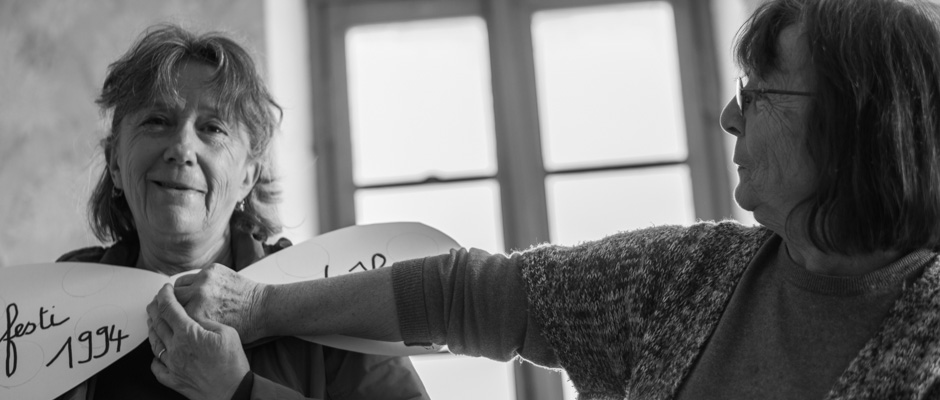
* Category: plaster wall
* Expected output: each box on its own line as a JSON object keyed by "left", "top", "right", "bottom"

{"left": 0, "top": 0, "right": 267, "bottom": 266}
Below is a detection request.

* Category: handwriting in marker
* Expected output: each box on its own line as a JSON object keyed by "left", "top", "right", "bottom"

{"left": 39, "top": 306, "right": 69, "bottom": 330}
{"left": 1, "top": 303, "right": 71, "bottom": 378}
{"left": 47, "top": 324, "right": 128, "bottom": 370}
{"left": 348, "top": 253, "right": 387, "bottom": 273}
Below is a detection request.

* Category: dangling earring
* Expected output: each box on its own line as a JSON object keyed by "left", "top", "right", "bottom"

{"left": 236, "top": 199, "right": 246, "bottom": 212}
{"left": 111, "top": 186, "right": 123, "bottom": 198}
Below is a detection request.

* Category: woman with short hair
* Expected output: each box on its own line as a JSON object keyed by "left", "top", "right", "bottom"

{"left": 58, "top": 24, "right": 429, "bottom": 400}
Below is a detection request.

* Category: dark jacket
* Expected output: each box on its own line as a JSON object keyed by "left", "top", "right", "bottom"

{"left": 54, "top": 230, "right": 429, "bottom": 400}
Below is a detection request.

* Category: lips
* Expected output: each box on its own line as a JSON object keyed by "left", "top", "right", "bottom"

{"left": 152, "top": 180, "right": 205, "bottom": 192}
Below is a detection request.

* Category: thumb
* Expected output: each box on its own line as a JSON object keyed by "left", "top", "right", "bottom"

{"left": 157, "top": 284, "right": 199, "bottom": 332}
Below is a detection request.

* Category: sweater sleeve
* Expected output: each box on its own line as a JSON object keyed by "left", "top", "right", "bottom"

{"left": 391, "top": 248, "right": 560, "bottom": 367}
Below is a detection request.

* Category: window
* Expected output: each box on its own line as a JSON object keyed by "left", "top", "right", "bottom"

{"left": 532, "top": 2, "right": 696, "bottom": 244}
{"left": 346, "top": 16, "right": 505, "bottom": 251}
{"left": 307, "top": 0, "right": 729, "bottom": 399}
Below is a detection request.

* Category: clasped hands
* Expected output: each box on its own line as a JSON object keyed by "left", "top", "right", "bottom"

{"left": 146, "top": 265, "right": 269, "bottom": 400}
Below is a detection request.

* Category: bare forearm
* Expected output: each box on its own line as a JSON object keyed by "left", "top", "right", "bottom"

{"left": 257, "top": 267, "right": 402, "bottom": 341}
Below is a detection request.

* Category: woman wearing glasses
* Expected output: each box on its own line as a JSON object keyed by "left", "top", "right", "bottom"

{"left": 149, "top": 0, "right": 940, "bottom": 398}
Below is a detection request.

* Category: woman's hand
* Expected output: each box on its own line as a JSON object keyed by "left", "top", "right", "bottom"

{"left": 173, "top": 264, "right": 268, "bottom": 343}
{"left": 147, "top": 284, "right": 250, "bottom": 400}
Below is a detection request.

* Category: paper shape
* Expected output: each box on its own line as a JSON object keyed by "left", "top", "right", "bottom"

{"left": 0, "top": 263, "right": 167, "bottom": 400}
{"left": 0, "top": 222, "right": 458, "bottom": 400}
{"left": 241, "top": 222, "right": 459, "bottom": 356}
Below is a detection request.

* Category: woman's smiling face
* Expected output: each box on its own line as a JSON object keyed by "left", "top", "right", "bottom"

{"left": 109, "top": 60, "right": 258, "bottom": 243}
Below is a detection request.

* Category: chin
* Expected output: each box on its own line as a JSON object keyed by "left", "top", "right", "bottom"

{"left": 148, "top": 212, "right": 207, "bottom": 237}
{"left": 733, "top": 188, "right": 757, "bottom": 212}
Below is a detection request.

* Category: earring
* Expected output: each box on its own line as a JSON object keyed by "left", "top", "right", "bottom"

{"left": 111, "top": 186, "right": 123, "bottom": 198}
{"left": 236, "top": 200, "right": 246, "bottom": 212}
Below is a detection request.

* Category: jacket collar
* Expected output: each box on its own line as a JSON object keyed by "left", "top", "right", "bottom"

{"left": 98, "top": 226, "right": 265, "bottom": 272}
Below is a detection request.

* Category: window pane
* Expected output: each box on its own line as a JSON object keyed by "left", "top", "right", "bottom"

{"left": 355, "top": 181, "right": 504, "bottom": 252}
{"left": 346, "top": 17, "right": 497, "bottom": 186}
{"left": 562, "top": 371, "right": 578, "bottom": 400}
{"left": 411, "top": 353, "right": 514, "bottom": 400}
{"left": 532, "top": 2, "right": 688, "bottom": 170}
{"left": 546, "top": 166, "right": 695, "bottom": 245}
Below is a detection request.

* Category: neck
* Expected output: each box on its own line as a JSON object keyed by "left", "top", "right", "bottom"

{"left": 783, "top": 237, "right": 902, "bottom": 277}
{"left": 757, "top": 207, "right": 902, "bottom": 276}
{"left": 135, "top": 227, "right": 233, "bottom": 275}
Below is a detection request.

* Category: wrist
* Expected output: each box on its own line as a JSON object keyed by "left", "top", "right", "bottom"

{"left": 249, "top": 283, "right": 272, "bottom": 340}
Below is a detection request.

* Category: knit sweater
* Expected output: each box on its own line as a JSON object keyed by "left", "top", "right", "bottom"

{"left": 394, "top": 221, "right": 940, "bottom": 399}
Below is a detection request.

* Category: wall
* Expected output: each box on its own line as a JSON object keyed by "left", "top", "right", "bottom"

{"left": 264, "top": 0, "right": 319, "bottom": 244}
{"left": 0, "top": 0, "right": 267, "bottom": 266}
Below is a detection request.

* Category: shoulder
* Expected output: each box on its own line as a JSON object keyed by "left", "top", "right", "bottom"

{"left": 262, "top": 237, "right": 293, "bottom": 256}
{"left": 609, "top": 219, "right": 770, "bottom": 248}
{"left": 518, "top": 220, "right": 771, "bottom": 268}
{"left": 56, "top": 246, "right": 109, "bottom": 263}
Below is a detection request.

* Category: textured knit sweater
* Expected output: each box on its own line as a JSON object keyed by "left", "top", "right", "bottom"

{"left": 392, "top": 221, "right": 940, "bottom": 400}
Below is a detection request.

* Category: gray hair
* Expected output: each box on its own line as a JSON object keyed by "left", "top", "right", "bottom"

{"left": 89, "top": 24, "right": 283, "bottom": 242}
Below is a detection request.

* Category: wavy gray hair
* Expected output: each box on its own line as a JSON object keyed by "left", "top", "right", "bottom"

{"left": 89, "top": 24, "right": 283, "bottom": 242}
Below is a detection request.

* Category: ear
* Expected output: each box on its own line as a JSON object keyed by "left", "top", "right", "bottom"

{"left": 109, "top": 150, "right": 124, "bottom": 190}
{"left": 239, "top": 160, "right": 261, "bottom": 200}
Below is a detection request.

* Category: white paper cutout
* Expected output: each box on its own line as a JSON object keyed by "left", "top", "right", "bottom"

{"left": 0, "top": 263, "right": 164, "bottom": 400}
{"left": 240, "top": 222, "right": 458, "bottom": 356}
{"left": 0, "top": 222, "right": 457, "bottom": 400}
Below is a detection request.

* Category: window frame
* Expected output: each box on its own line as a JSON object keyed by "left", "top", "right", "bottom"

{"left": 306, "top": 0, "right": 729, "bottom": 398}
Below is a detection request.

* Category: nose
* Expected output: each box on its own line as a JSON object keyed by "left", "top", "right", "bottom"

{"left": 719, "top": 96, "right": 743, "bottom": 137}
{"left": 163, "top": 122, "right": 197, "bottom": 166}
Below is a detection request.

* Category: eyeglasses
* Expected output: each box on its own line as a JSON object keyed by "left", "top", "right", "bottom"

{"left": 736, "top": 77, "right": 814, "bottom": 115}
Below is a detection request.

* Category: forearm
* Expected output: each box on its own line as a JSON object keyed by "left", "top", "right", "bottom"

{"left": 396, "top": 248, "right": 559, "bottom": 365}
{"left": 257, "top": 267, "right": 402, "bottom": 341}
{"left": 253, "top": 249, "right": 558, "bottom": 367}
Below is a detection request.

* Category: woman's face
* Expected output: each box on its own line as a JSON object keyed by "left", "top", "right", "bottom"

{"left": 720, "top": 25, "right": 816, "bottom": 231}
{"left": 110, "top": 61, "right": 258, "bottom": 242}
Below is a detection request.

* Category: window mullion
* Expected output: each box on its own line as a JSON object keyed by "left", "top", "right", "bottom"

{"left": 484, "top": 1, "right": 562, "bottom": 400}
{"left": 314, "top": 4, "right": 359, "bottom": 233}
{"left": 485, "top": 0, "right": 551, "bottom": 251}
{"left": 672, "top": 0, "right": 733, "bottom": 221}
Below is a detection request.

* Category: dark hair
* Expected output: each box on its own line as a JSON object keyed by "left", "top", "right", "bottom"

{"left": 90, "top": 24, "right": 284, "bottom": 243}
{"left": 734, "top": 0, "right": 940, "bottom": 254}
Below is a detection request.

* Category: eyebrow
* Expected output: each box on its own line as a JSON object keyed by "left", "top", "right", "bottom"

{"left": 143, "top": 98, "right": 183, "bottom": 112}
{"left": 143, "top": 98, "right": 225, "bottom": 117}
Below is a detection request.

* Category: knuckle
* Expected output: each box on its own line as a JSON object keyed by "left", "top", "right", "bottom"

{"left": 158, "top": 301, "right": 172, "bottom": 316}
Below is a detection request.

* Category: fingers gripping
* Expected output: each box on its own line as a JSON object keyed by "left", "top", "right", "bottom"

{"left": 174, "top": 272, "right": 198, "bottom": 287}
{"left": 149, "top": 284, "right": 198, "bottom": 339}
{"left": 174, "top": 266, "right": 213, "bottom": 305}
{"left": 151, "top": 357, "right": 175, "bottom": 387}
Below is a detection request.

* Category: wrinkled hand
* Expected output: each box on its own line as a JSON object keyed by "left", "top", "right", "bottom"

{"left": 173, "top": 264, "right": 268, "bottom": 343}
{"left": 147, "top": 284, "right": 249, "bottom": 400}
